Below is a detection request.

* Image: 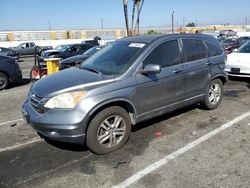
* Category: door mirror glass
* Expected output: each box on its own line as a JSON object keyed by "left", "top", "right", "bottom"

{"left": 139, "top": 64, "right": 161, "bottom": 74}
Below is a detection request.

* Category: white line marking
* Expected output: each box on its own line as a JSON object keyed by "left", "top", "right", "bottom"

{"left": 0, "top": 137, "right": 42, "bottom": 153}
{"left": 0, "top": 118, "right": 23, "bottom": 126}
{"left": 113, "top": 111, "right": 250, "bottom": 188}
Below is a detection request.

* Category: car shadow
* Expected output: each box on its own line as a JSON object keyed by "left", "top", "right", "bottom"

{"left": 8, "top": 78, "right": 31, "bottom": 89}
{"left": 131, "top": 104, "right": 198, "bottom": 132}
{"left": 43, "top": 137, "right": 88, "bottom": 152}
{"left": 42, "top": 104, "right": 198, "bottom": 152}
{"left": 228, "top": 76, "right": 250, "bottom": 86}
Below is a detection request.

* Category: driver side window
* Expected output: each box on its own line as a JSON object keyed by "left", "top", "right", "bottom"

{"left": 143, "top": 40, "right": 181, "bottom": 68}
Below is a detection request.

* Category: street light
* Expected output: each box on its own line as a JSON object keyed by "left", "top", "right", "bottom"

{"left": 171, "top": 11, "right": 174, "bottom": 33}
{"left": 101, "top": 18, "right": 104, "bottom": 30}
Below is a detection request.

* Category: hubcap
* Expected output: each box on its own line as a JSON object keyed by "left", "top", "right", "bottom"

{"left": 97, "top": 115, "right": 126, "bottom": 148}
{"left": 208, "top": 83, "right": 221, "bottom": 105}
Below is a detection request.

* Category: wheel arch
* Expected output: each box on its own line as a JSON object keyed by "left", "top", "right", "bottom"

{"left": 87, "top": 99, "right": 137, "bottom": 128}
{"left": 211, "top": 74, "right": 228, "bottom": 85}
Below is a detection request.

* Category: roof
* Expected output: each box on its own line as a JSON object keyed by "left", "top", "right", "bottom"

{"left": 119, "top": 33, "right": 216, "bottom": 44}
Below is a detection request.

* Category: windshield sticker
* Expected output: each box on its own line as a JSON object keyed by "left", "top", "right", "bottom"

{"left": 129, "top": 43, "right": 145, "bottom": 48}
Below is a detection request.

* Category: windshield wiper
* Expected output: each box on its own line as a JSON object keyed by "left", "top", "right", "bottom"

{"left": 81, "top": 67, "right": 102, "bottom": 74}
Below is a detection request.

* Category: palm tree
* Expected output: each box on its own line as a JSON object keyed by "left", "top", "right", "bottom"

{"left": 131, "top": 0, "right": 136, "bottom": 35}
{"left": 134, "top": 0, "right": 144, "bottom": 35}
{"left": 123, "top": 0, "right": 130, "bottom": 36}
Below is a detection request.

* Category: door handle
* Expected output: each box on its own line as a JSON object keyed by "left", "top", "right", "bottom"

{"left": 173, "top": 69, "right": 182, "bottom": 73}
{"left": 206, "top": 61, "right": 212, "bottom": 65}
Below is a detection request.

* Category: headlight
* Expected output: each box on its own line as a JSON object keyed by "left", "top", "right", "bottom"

{"left": 44, "top": 91, "right": 87, "bottom": 109}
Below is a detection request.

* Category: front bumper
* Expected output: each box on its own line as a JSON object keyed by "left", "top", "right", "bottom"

{"left": 22, "top": 98, "right": 87, "bottom": 144}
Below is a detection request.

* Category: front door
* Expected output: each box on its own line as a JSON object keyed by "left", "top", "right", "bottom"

{"left": 135, "top": 40, "right": 186, "bottom": 118}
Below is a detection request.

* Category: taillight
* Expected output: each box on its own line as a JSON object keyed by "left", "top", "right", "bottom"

{"left": 8, "top": 60, "right": 18, "bottom": 65}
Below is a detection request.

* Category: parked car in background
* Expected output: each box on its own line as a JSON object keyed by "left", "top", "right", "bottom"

{"left": 238, "top": 36, "right": 250, "bottom": 44}
{"left": 22, "top": 34, "right": 227, "bottom": 154}
{"left": 41, "top": 43, "right": 95, "bottom": 60}
{"left": 219, "top": 30, "right": 237, "bottom": 37}
{"left": 225, "top": 41, "right": 250, "bottom": 79}
{"left": 0, "top": 55, "right": 22, "bottom": 90}
{"left": 81, "top": 39, "right": 100, "bottom": 47}
{"left": 0, "top": 47, "right": 19, "bottom": 59}
{"left": 11, "top": 42, "right": 52, "bottom": 56}
{"left": 60, "top": 45, "right": 106, "bottom": 69}
{"left": 221, "top": 38, "right": 245, "bottom": 54}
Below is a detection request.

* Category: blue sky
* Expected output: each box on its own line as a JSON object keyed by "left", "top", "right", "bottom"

{"left": 0, "top": 0, "right": 249, "bottom": 31}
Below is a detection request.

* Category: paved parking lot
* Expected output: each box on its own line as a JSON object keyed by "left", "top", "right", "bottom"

{"left": 0, "top": 57, "right": 249, "bottom": 188}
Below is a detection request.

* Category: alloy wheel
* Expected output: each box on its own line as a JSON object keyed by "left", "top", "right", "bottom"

{"left": 97, "top": 115, "right": 126, "bottom": 148}
{"left": 208, "top": 83, "right": 221, "bottom": 105}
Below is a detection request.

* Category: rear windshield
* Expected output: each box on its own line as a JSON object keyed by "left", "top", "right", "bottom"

{"left": 80, "top": 41, "right": 147, "bottom": 75}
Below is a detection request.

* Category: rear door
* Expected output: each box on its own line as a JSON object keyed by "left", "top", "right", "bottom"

{"left": 181, "top": 38, "right": 211, "bottom": 98}
{"left": 135, "top": 40, "right": 186, "bottom": 116}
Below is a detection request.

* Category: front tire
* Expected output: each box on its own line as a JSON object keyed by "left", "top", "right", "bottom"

{"left": 86, "top": 106, "right": 131, "bottom": 154}
{"left": 201, "top": 79, "right": 223, "bottom": 110}
{"left": 0, "top": 72, "right": 9, "bottom": 90}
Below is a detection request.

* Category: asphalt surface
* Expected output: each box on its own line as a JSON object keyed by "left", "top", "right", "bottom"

{"left": 0, "top": 57, "right": 249, "bottom": 188}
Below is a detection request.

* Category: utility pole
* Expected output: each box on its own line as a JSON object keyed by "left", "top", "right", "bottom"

{"left": 183, "top": 18, "right": 185, "bottom": 27}
{"left": 172, "top": 11, "right": 175, "bottom": 33}
{"left": 245, "top": 17, "right": 248, "bottom": 27}
{"left": 196, "top": 18, "right": 198, "bottom": 26}
{"left": 101, "top": 18, "right": 104, "bottom": 30}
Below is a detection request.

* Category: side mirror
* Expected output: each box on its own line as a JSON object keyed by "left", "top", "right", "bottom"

{"left": 139, "top": 64, "right": 161, "bottom": 75}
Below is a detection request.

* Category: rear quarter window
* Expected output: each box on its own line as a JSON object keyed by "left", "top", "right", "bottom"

{"left": 205, "top": 42, "right": 223, "bottom": 57}
{"left": 182, "top": 39, "right": 207, "bottom": 62}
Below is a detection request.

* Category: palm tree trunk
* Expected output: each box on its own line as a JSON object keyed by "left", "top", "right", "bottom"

{"left": 123, "top": 0, "right": 130, "bottom": 36}
{"left": 135, "top": 0, "right": 144, "bottom": 35}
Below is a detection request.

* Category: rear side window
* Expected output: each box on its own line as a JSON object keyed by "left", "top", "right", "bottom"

{"left": 144, "top": 40, "right": 181, "bottom": 68}
{"left": 182, "top": 39, "right": 207, "bottom": 62}
{"left": 205, "top": 42, "right": 223, "bottom": 57}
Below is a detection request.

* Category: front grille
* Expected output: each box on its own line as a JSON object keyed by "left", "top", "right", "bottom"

{"left": 29, "top": 94, "right": 47, "bottom": 114}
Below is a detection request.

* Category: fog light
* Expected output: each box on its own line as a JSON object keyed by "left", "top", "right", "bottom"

{"left": 50, "top": 131, "right": 59, "bottom": 137}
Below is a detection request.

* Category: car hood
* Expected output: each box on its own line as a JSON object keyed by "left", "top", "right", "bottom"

{"left": 60, "top": 55, "right": 89, "bottom": 64}
{"left": 44, "top": 49, "right": 60, "bottom": 53}
{"left": 227, "top": 53, "right": 250, "bottom": 65}
{"left": 31, "top": 68, "right": 115, "bottom": 98}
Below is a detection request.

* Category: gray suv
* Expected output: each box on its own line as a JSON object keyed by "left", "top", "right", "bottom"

{"left": 22, "top": 34, "right": 227, "bottom": 154}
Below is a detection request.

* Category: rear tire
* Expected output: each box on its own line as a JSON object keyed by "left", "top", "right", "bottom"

{"left": 86, "top": 106, "right": 131, "bottom": 154}
{"left": 201, "top": 79, "right": 223, "bottom": 110}
{"left": 0, "top": 72, "right": 9, "bottom": 90}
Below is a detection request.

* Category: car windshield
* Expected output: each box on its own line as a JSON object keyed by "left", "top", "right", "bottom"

{"left": 80, "top": 41, "right": 147, "bottom": 75}
{"left": 221, "top": 39, "right": 236, "bottom": 44}
{"left": 237, "top": 41, "right": 250, "bottom": 53}
{"left": 54, "top": 45, "right": 70, "bottom": 51}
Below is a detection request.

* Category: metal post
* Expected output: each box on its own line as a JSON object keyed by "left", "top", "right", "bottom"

{"left": 172, "top": 11, "right": 175, "bottom": 33}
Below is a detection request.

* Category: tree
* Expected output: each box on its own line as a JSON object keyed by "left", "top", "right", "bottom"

{"left": 186, "top": 22, "right": 196, "bottom": 27}
{"left": 123, "top": 0, "right": 145, "bottom": 36}
{"left": 144, "top": 30, "right": 161, "bottom": 35}
{"left": 123, "top": 0, "right": 130, "bottom": 36}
